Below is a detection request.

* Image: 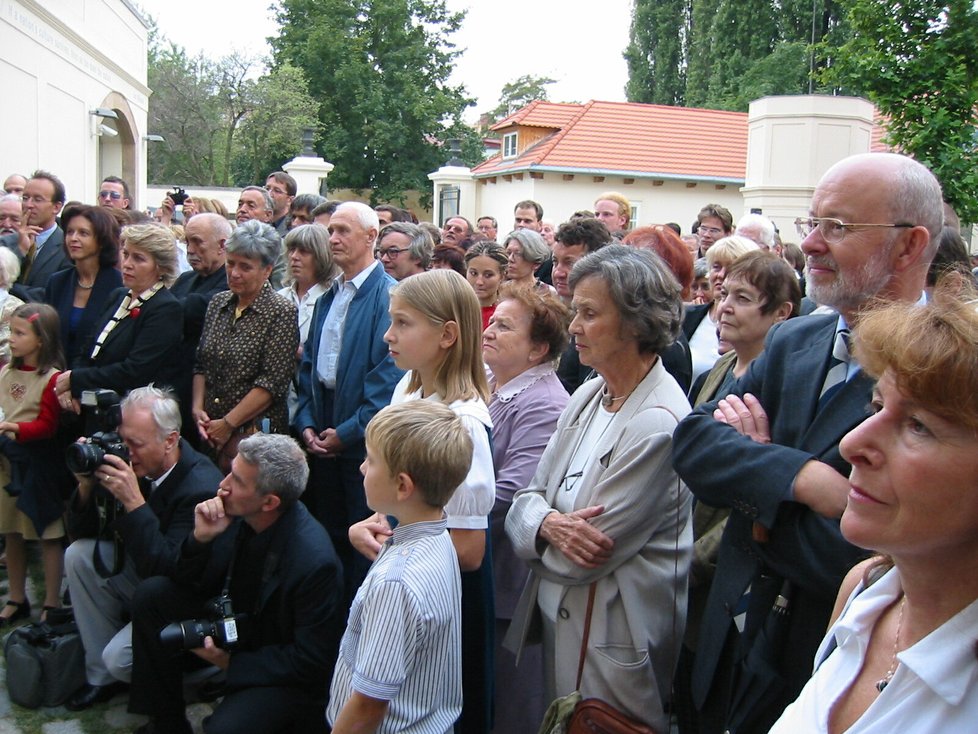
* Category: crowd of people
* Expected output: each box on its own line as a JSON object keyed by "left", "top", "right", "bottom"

{"left": 0, "top": 152, "right": 975, "bottom": 734}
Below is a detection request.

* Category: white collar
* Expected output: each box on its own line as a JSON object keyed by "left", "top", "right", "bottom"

{"left": 490, "top": 363, "right": 556, "bottom": 404}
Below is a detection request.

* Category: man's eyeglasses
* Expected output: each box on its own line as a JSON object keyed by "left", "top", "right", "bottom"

{"left": 99, "top": 190, "right": 123, "bottom": 200}
{"left": 794, "top": 217, "right": 913, "bottom": 245}
{"left": 698, "top": 226, "right": 724, "bottom": 237}
{"left": 375, "top": 247, "right": 407, "bottom": 259}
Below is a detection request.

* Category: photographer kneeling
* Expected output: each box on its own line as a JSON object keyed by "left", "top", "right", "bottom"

{"left": 64, "top": 385, "right": 223, "bottom": 711}
{"left": 128, "top": 433, "right": 343, "bottom": 734}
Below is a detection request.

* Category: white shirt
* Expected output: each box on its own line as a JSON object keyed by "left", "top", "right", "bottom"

{"left": 316, "top": 261, "right": 379, "bottom": 388}
{"left": 278, "top": 281, "right": 329, "bottom": 347}
{"left": 689, "top": 309, "right": 720, "bottom": 382}
{"left": 390, "top": 373, "right": 494, "bottom": 530}
{"left": 770, "top": 567, "right": 978, "bottom": 734}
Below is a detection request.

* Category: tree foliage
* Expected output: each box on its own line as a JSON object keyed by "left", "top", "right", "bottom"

{"left": 147, "top": 27, "right": 320, "bottom": 187}
{"left": 821, "top": 0, "right": 978, "bottom": 221}
{"left": 485, "top": 75, "right": 558, "bottom": 123}
{"left": 626, "top": 0, "right": 846, "bottom": 110}
{"left": 271, "top": 0, "right": 473, "bottom": 204}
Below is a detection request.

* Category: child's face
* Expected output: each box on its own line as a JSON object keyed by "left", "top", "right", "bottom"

{"left": 8, "top": 317, "right": 41, "bottom": 361}
{"left": 360, "top": 442, "right": 400, "bottom": 515}
{"left": 384, "top": 296, "right": 448, "bottom": 374}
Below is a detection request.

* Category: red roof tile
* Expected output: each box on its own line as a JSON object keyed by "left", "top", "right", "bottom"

{"left": 475, "top": 100, "right": 750, "bottom": 182}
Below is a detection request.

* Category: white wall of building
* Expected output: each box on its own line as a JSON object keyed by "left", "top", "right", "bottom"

{"left": 0, "top": 0, "right": 150, "bottom": 206}
{"left": 473, "top": 173, "right": 744, "bottom": 237}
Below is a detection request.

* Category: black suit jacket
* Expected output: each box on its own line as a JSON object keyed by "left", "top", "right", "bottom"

{"left": 174, "top": 502, "right": 344, "bottom": 697}
{"left": 672, "top": 314, "right": 870, "bottom": 731}
{"left": 12, "top": 226, "right": 72, "bottom": 302}
{"left": 71, "top": 286, "right": 184, "bottom": 397}
{"left": 44, "top": 266, "right": 124, "bottom": 368}
{"left": 67, "top": 439, "right": 223, "bottom": 580}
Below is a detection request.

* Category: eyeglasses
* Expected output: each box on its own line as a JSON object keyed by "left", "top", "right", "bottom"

{"left": 99, "top": 190, "right": 123, "bottom": 200}
{"left": 794, "top": 217, "right": 913, "bottom": 244}
{"left": 375, "top": 247, "right": 407, "bottom": 259}
{"left": 698, "top": 226, "right": 724, "bottom": 237}
{"left": 561, "top": 470, "right": 583, "bottom": 492}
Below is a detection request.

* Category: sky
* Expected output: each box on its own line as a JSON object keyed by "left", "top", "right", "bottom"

{"left": 137, "top": 0, "right": 633, "bottom": 121}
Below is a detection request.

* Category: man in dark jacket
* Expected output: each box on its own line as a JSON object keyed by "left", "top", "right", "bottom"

{"left": 64, "top": 385, "right": 223, "bottom": 710}
{"left": 129, "top": 433, "right": 343, "bottom": 734}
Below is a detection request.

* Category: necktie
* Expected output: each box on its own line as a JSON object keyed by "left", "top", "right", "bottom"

{"left": 20, "top": 241, "right": 36, "bottom": 281}
{"left": 817, "top": 329, "right": 851, "bottom": 412}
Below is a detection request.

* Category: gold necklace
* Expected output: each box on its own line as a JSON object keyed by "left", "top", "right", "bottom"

{"left": 875, "top": 595, "right": 906, "bottom": 693}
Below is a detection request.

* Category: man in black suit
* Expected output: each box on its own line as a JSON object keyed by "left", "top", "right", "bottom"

{"left": 672, "top": 152, "right": 943, "bottom": 734}
{"left": 64, "top": 385, "right": 224, "bottom": 710}
{"left": 11, "top": 170, "right": 72, "bottom": 302}
{"left": 170, "top": 213, "right": 230, "bottom": 442}
{"left": 128, "top": 433, "right": 343, "bottom": 734}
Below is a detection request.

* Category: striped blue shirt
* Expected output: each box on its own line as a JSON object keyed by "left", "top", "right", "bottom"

{"left": 328, "top": 517, "right": 462, "bottom": 733}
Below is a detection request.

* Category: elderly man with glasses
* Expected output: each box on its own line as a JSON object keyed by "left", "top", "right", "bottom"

{"left": 671, "top": 153, "right": 942, "bottom": 734}
{"left": 375, "top": 222, "right": 432, "bottom": 281}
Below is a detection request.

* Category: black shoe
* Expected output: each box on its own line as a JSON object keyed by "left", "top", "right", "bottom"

{"left": 64, "top": 681, "right": 129, "bottom": 711}
{"left": 0, "top": 598, "right": 30, "bottom": 628}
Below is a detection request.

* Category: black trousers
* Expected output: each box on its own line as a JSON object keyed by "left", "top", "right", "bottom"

{"left": 129, "top": 576, "right": 327, "bottom": 734}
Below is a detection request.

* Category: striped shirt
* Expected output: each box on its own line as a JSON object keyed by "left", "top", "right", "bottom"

{"left": 327, "top": 517, "right": 462, "bottom": 733}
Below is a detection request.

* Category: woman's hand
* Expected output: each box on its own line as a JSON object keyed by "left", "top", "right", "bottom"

{"left": 0, "top": 421, "right": 17, "bottom": 435}
{"left": 205, "top": 417, "right": 234, "bottom": 449}
{"left": 349, "top": 512, "right": 392, "bottom": 561}
{"left": 193, "top": 409, "right": 212, "bottom": 445}
{"left": 539, "top": 505, "right": 614, "bottom": 569}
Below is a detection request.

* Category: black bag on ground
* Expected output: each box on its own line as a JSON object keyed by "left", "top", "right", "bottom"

{"left": 4, "top": 612, "right": 86, "bottom": 708}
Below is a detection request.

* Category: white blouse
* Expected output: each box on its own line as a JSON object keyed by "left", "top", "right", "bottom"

{"left": 390, "top": 372, "right": 495, "bottom": 529}
{"left": 770, "top": 567, "right": 978, "bottom": 734}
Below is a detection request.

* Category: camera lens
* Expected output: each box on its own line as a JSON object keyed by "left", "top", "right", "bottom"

{"left": 159, "top": 620, "right": 215, "bottom": 651}
{"left": 65, "top": 442, "right": 104, "bottom": 475}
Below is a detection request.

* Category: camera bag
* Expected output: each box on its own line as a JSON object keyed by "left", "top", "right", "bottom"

{"left": 4, "top": 611, "right": 86, "bottom": 708}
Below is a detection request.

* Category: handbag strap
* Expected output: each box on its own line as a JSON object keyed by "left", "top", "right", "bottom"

{"left": 576, "top": 581, "right": 598, "bottom": 690}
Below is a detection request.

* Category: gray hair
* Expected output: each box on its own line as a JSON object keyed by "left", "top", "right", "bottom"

{"left": 0, "top": 247, "right": 20, "bottom": 289}
{"left": 227, "top": 219, "right": 282, "bottom": 268}
{"left": 569, "top": 244, "right": 683, "bottom": 356}
{"left": 335, "top": 201, "right": 380, "bottom": 235}
{"left": 195, "top": 212, "right": 232, "bottom": 241}
{"left": 0, "top": 193, "right": 21, "bottom": 206}
{"left": 693, "top": 257, "right": 708, "bottom": 279}
{"left": 121, "top": 383, "right": 181, "bottom": 440}
{"left": 236, "top": 433, "right": 309, "bottom": 510}
{"left": 291, "top": 193, "right": 326, "bottom": 214}
{"left": 735, "top": 213, "right": 776, "bottom": 249}
{"left": 283, "top": 224, "right": 337, "bottom": 284}
{"left": 378, "top": 221, "right": 434, "bottom": 269}
{"left": 504, "top": 229, "right": 550, "bottom": 266}
{"left": 121, "top": 224, "right": 179, "bottom": 286}
{"left": 241, "top": 186, "right": 274, "bottom": 214}
{"left": 890, "top": 155, "right": 944, "bottom": 258}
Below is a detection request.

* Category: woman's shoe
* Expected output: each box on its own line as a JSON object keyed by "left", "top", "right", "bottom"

{"left": 40, "top": 605, "right": 59, "bottom": 624}
{"left": 0, "top": 599, "right": 30, "bottom": 627}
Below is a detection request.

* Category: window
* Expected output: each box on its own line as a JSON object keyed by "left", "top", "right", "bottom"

{"left": 629, "top": 205, "right": 640, "bottom": 230}
{"left": 503, "top": 132, "right": 517, "bottom": 158}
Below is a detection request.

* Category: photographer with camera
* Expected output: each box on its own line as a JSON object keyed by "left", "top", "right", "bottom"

{"left": 63, "top": 385, "right": 223, "bottom": 711}
{"left": 128, "top": 433, "right": 343, "bottom": 734}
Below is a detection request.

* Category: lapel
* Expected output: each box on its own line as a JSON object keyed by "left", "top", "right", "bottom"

{"left": 255, "top": 505, "right": 293, "bottom": 612}
{"left": 777, "top": 317, "right": 837, "bottom": 435}
{"left": 799, "top": 370, "right": 874, "bottom": 458}
{"left": 149, "top": 440, "right": 192, "bottom": 515}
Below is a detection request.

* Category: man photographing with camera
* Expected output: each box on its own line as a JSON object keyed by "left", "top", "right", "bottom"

{"left": 128, "top": 433, "right": 343, "bottom": 734}
{"left": 64, "top": 385, "right": 223, "bottom": 711}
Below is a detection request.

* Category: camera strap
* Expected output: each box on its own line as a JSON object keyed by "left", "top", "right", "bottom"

{"left": 92, "top": 491, "right": 125, "bottom": 578}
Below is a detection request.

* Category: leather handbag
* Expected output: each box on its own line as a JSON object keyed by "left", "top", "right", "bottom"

{"left": 537, "top": 583, "right": 658, "bottom": 734}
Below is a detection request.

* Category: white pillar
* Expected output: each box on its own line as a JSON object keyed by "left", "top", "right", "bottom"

{"left": 428, "top": 165, "right": 477, "bottom": 226}
{"left": 284, "top": 155, "right": 335, "bottom": 196}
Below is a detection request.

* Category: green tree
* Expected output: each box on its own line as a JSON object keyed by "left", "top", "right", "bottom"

{"left": 704, "top": 0, "right": 778, "bottom": 108}
{"left": 486, "top": 74, "right": 558, "bottom": 123}
{"left": 147, "top": 42, "right": 227, "bottom": 185}
{"left": 272, "top": 0, "right": 473, "bottom": 204}
{"left": 684, "top": 0, "right": 720, "bottom": 107}
{"left": 624, "top": 0, "right": 687, "bottom": 105}
{"left": 232, "top": 63, "right": 321, "bottom": 186}
{"left": 821, "top": 0, "right": 978, "bottom": 220}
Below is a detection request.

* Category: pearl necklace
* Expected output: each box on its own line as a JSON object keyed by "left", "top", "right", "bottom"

{"left": 875, "top": 595, "right": 905, "bottom": 693}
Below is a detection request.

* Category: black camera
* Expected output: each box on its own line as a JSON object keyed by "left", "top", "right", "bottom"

{"left": 159, "top": 595, "right": 241, "bottom": 651}
{"left": 169, "top": 186, "right": 188, "bottom": 206}
{"left": 65, "top": 390, "right": 129, "bottom": 475}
